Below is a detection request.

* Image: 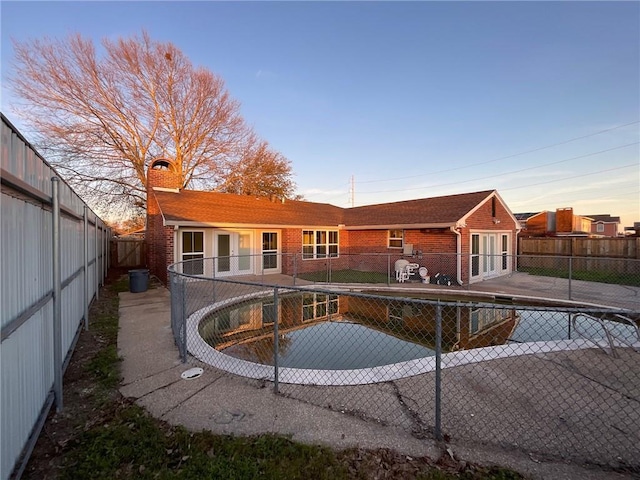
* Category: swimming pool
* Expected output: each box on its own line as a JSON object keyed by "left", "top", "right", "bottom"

{"left": 222, "top": 320, "right": 435, "bottom": 369}
{"left": 194, "top": 291, "right": 638, "bottom": 376}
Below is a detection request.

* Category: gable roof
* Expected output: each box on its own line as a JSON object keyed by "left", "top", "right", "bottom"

{"left": 513, "top": 212, "right": 540, "bottom": 222}
{"left": 152, "top": 188, "right": 504, "bottom": 229}
{"left": 343, "top": 190, "right": 495, "bottom": 229}
{"left": 586, "top": 214, "right": 621, "bottom": 223}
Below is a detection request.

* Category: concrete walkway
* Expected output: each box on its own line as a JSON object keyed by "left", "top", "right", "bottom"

{"left": 118, "top": 285, "right": 639, "bottom": 480}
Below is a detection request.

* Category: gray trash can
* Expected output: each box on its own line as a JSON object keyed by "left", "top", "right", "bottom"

{"left": 129, "top": 269, "right": 149, "bottom": 293}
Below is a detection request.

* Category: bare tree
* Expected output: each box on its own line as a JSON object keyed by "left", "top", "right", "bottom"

{"left": 10, "top": 31, "right": 296, "bottom": 214}
{"left": 218, "top": 132, "right": 298, "bottom": 198}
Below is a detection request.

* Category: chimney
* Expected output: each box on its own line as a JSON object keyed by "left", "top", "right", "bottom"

{"left": 556, "top": 207, "right": 573, "bottom": 233}
{"left": 147, "top": 158, "right": 182, "bottom": 191}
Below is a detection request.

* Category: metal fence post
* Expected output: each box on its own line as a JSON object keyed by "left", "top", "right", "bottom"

{"left": 180, "top": 276, "right": 187, "bottom": 363}
{"left": 51, "top": 177, "right": 63, "bottom": 412}
{"left": 387, "top": 254, "right": 391, "bottom": 286}
{"left": 95, "top": 221, "right": 99, "bottom": 301}
{"left": 293, "top": 254, "right": 297, "bottom": 286}
{"left": 273, "top": 287, "right": 280, "bottom": 394}
{"left": 568, "top": 256, "right": 573, "bottom": 300}
{"left": 83, "top": 206, "right": 89, "bottom": 331}
{"left": 434, "top": 301, "right": 442, "bottom": 441}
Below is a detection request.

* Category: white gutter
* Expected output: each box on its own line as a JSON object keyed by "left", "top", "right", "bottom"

{"left": 343, "top": 222, "right": 455, "bottom": 231}
{"left": 450, "top": 226, "right": 463, "bottom": 285}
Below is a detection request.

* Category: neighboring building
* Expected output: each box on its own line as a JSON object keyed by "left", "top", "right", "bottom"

{"left": 624, "top": 222, "right": 640, "bottom": 237}
{"left": 146, "top": 158, "right": 521, "bottom": 286}
{"left": 516, "top": 207, "right": 593, "bottom": 237}
{"left": 513, "top": 212, "right": 538, "bottom": 231}
{"left": 587, "top": 214, "right": 621, "bottom": 237}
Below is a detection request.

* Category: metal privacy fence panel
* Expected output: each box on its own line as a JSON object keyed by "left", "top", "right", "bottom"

{"left": 168, "top": 255, "right": 640, "bottom": 471}
{"left": 1, "top": 114, "right": 111, "bottom": 480}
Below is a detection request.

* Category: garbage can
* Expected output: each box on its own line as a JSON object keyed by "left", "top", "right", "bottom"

{"left": 129, "top": 269, "right": 149, "bottom": 293}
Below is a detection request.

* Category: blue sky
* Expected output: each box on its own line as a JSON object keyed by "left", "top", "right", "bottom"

{"left": 2, "top": 1, "right": 639, "bottom": 229}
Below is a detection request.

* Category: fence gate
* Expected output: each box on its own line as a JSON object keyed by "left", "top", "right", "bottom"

{"left": 111, "top": 238, "right": 146, "bottom": 268}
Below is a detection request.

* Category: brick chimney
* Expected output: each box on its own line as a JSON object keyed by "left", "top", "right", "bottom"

{"left": 556, "top": 207, "right": 573, "bottom": 233}
{"left": 146, "top": 158, "right": 181, "bottom": 284}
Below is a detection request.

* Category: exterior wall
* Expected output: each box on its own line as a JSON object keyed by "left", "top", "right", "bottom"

{"left": 575, "top": 216, "right": 592, "bottom": 233}
{"left": 463, "top": 195, "right": 518, "bottom": 284}
{"left": 146, "top": 160, "right": 182, "bottom": 283}
{"left": 525, "top": 212, "right": 551, "bottom": 236}
{"left": 146, "top": 192, "right": 174, "bottom": 284}
{"left": 281, "top": 227, "right": 350, "bottom": 276}
{"left": 591, "top": 222, "right": 619, "bottom": 237}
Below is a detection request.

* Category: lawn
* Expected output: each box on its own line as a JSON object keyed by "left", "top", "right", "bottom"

{"left": 518, "top": 266, "right": 640, "bottom": 287}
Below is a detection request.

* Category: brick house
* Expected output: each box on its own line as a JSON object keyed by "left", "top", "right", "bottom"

{"left": 146, "top": 158, "right": 520, "bottom": 285}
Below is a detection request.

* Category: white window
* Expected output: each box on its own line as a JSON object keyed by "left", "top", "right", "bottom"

{"left": 388, "top": 229, "right": 403, "bottom": 248}
{"left": 596, "top": 223, "right": 605, "bottom": 233}
{"left": 302, "top": 230, "right": 339, "bottom": 259}
{"left": 262, "top": 299, "right": 277, "bottom": 326}
{"left": 302, "top": 293, "right": 338, "bottom": 321}
{"left": 262, "top": 232, "right": 278, "bottom": 270}
{"left": 470, "top": 308, "right": 510, "bottom": 335}
{"left": 501, "top": 234, "right": 509, "bottom": 271}
{"left": 182, "top": 231, "right": 204, "bottom": 275}
{"left": 471, "top": 234, "right": 480, "bottom": 277}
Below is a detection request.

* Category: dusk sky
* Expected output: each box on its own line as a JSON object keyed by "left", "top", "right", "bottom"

{"left": 2, "top": 1, "right": 638, "bottom": 228}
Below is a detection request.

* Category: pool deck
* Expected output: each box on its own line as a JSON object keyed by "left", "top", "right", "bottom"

{"left": 118, "top": 276, "right": 640, "bottom": 480}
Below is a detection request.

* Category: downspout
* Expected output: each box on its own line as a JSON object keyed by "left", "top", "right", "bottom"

{"left": 450, "top": 225, "right": 462, "bottom": 285}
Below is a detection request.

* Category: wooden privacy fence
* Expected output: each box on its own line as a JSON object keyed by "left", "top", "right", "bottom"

{"left": 111, "top": 238, "right": 146, "bottom": 268}
{"left": 518, "top": 237, "right": 640, "bottom": 275}
{"left": 519, "top": 237, "right": 639, "bottom": 258}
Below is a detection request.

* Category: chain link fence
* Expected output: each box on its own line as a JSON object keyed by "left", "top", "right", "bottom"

{"left": 168, "top": 255, "right": 640, "bottom": 473}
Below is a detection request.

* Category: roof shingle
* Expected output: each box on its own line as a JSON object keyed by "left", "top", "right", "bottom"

{"left": 152, "top": 188, "right": 496, "bottom": 228}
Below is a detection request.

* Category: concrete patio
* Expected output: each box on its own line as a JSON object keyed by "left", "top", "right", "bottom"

{"left": 117, "top": 276, "right": 640, "bottom": 479}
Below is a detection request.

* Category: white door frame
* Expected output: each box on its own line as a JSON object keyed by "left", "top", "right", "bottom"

{"left": 214, "top": 230, "right": 254, "bottom": 276}
{"left": 470, "top": 231, "right": 511, "bottom": 282}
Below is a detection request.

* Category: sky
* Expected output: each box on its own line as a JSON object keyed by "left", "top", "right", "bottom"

{"left": 2, "top": 1, "right": 639, "bottom": 229}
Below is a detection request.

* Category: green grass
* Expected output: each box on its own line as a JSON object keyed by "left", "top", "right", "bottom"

{"left": 63, "top": 406, "right": 347, "bottom": 480}
{"left": 519, "top": 266, "right": 640, "bottom": 287}
{"left": 298, "top": 269, "right": 391, "bottom": 284}
{"left": 52, "top": 274, "right": 525, "bottom": 480}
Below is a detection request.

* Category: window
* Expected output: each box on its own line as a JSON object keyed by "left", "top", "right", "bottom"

{"left": 182, "top": 231, "right": 204, "bottom": 275}
{"left": 302, "top": 293, "right": 338, "bottom": 321}
{"left": 262, "top": 300, "right": 276, "bottom": 325}
{"left": 501, "top": 234, "right": 509, "bottom": 271}
{"left": 470, "top": 308, "right": 509, "bottom": 335}
{"left": 388, "top": 229, "right": 403, "bottom": 248}
{"left": 596, "top": 223, "right": 605, "bottom": 233}
{"left": 262, "top": 232, "right": 278, "bottom": 270}
{"left": 471, "top": 234, "right": 480, "bottom": 277}
{"left": 302, "top": 230, "right": 339, "bottom": 259}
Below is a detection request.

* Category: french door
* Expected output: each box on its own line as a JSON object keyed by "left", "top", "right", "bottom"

{"left": 215, "top": 231, "right": 252, "bottom": 276}
{"left": 471, "top": 232, "right": 509, "bottom": 281}
{"left": 482, "top": 234, "right": 498, "bottom": 277}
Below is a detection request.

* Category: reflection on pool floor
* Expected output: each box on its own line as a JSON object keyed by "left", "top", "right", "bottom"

{"left": 199, "top": 292, "right": 638, "bottom": 371}
{"left": 222, "top": 321, "right": 435, "bottom": 370}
